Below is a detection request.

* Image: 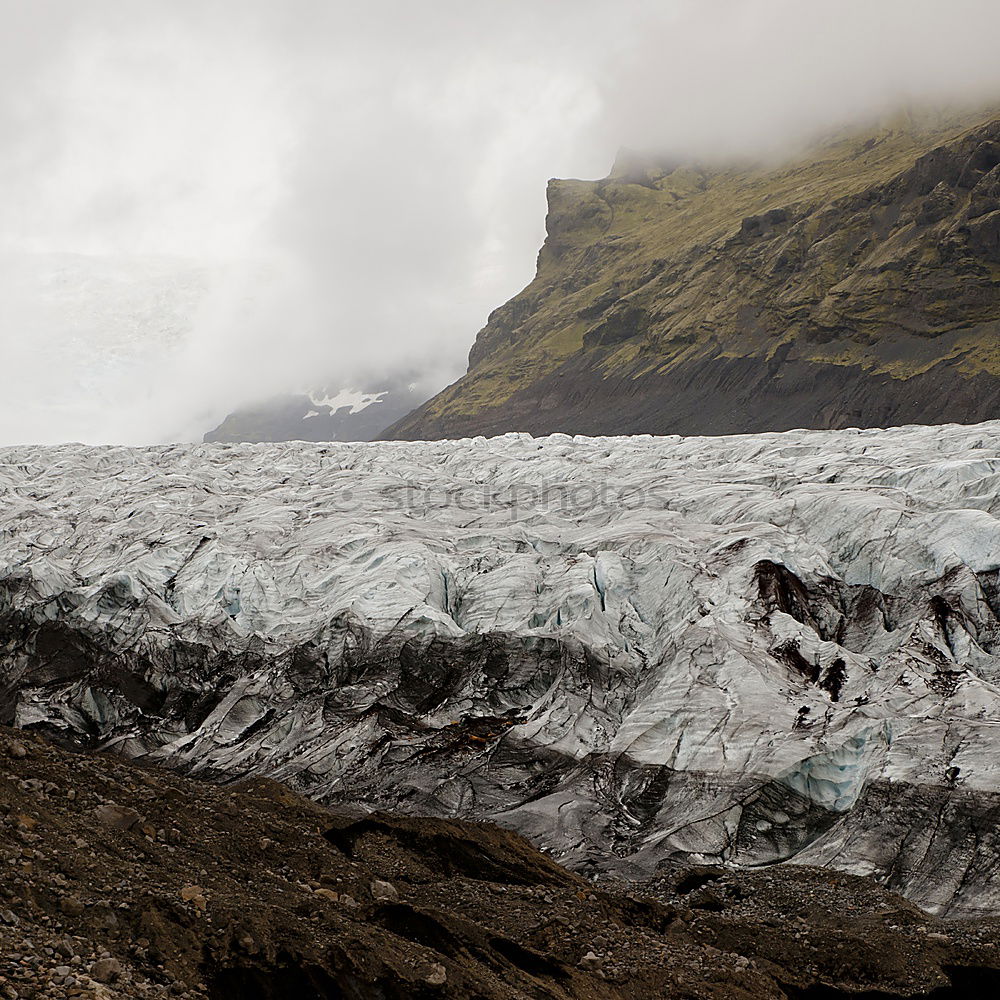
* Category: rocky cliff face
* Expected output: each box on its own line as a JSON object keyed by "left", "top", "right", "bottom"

{"left": 4, "top": 423, "right": 1000, "bottom": 918}
{"left": 386, "top": 109, "right": 1000, "bottom": 440}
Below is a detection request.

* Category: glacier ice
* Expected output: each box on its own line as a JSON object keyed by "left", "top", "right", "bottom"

{"left": 777, "top": 726, "right": 891, "bottom": 813}
{"left": 3, "top": 421, "right": 1000, "bottom": 914}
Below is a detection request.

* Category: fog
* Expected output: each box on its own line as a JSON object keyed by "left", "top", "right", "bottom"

{"left": 2, "top": 0, "right": 1000, "bottom": 444}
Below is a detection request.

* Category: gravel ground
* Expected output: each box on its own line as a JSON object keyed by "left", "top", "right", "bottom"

{"left": 2, "top": 725, "right": 999, "bottom": 999}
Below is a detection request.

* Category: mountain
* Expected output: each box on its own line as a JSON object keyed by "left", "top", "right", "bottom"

{"left": 4, "top": 421, "right": 1000, "bottom": 918}
{"left": 6, "top": 727, "right": 1000, "bottom": 1000}
{"left": 386, "top": 108, "right": 1000, "bottom": 440}
{"left": 204, "top": 377, "right": 427, "bottom": 443}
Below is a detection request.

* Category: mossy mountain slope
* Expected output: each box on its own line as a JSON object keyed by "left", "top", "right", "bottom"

{"left": 387, "top": 109, "right": 1000, "bottom": 439}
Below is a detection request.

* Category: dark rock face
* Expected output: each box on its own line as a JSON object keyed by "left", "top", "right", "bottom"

{"left": 386, "top": 353, "right": 1000, "bottom": 440}
{"left": 386, "top": 111, "right": 1000, "bottom": 442}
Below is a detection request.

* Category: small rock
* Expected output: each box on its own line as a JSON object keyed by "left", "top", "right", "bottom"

{"left": 59, "top": 897, "right": 86, "bottom": 918}
{"left": 7, "top": 741, "right": 28, "bottom": 759}
{"left": 578, "top": 950, "right": 603, "bottom": 971}
{"left": 180, "top": 886, "right": 208, "bottom": 911}
{"left": 92, "top": 804, "right": 143, "bottom": 832}
{"left": 90, "top": 957, "right": 122, "bottom": 983}
{"left": 371, "top": 880, "right": 399, "bottom": 902}
{"left": 426, "top": 962, "right": 447, "bottom": 986}
{"left": 314, "top": 889, "right": 339, "bottom": 902}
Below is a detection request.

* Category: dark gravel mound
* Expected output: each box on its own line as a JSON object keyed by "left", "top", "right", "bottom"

{"left": 2, "top": 726, "right": 999, "bottom": 999}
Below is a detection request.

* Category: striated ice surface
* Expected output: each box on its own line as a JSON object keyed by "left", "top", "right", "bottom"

{"left": 3, "top": 422, "right": 1000, "bottom": 914}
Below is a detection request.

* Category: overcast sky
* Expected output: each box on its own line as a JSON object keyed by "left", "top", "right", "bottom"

{"left": 3, "top": 0, "right": 1000, "bottom": 444}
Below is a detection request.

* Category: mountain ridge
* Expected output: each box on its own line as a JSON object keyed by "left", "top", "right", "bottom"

{"left": 203, "top": 377, "right": 427, "bottom": 443}
{"left": 386, "top": 107, "right": 1000, "bottom": 440}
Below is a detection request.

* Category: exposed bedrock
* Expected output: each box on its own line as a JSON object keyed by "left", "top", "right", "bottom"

{"left": 386, "top": 353, "right": 1000, "bottom": 440}
{"left": 3, "top": 424, "right": 1000, "bottom": 915}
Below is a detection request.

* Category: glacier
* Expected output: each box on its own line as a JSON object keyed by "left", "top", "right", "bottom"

{"left": 2, "top": 422, "right": 1000, "bottom": 915}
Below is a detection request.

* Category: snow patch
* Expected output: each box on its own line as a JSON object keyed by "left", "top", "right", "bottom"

{"left": 306, "top": 388, "right": 387, "bottom": 414}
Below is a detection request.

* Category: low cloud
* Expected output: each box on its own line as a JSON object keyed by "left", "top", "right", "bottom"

{"left": 2, "top": 0, "right": 999, "bottom": 444}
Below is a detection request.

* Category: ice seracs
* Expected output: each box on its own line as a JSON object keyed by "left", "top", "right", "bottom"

{"left": 2, "top": 421, "right": 1000, "bottom": 915}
